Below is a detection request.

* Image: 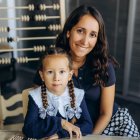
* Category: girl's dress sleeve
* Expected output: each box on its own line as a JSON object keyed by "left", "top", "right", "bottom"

{"left": 57, "top": 97, "right": 93, "bottom": 138}
{"left": 75, "top": 97, "right": 93, "bottom": 135}
{"left": 22, "top": 95, "right": 63, "bottom": 139}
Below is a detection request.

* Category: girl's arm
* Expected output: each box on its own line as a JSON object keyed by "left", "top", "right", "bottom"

{"left": 22, "top": 96, "right": 63, "bottom": 139}
{"left": 92, "top": 84, "right": 115, "bottom": 134}
{"left": 23, "top": 95, "right": 81, "bottom": 139}
{"left": 59, "top": 119, "right": 81, "bottom": 139}
{"left": 75, "top": 98, "right": 93, "bottom": 135}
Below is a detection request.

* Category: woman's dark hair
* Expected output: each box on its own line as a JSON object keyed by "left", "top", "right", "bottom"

{"left": 56, "top": 5, "right": 119, "bottom": 86}
{"left": 40, "top": 47, "right": 77, "bottom": 124}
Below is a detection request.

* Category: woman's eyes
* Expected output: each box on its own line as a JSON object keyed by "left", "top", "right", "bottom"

{"left": 76, "top": 28, "right": 97, "bottom": 38}
{"left": 77, "top": 28, "right": 84, "bottom": 34}
{"left": 90, "top": 32, "right": 97, "bottom": 38}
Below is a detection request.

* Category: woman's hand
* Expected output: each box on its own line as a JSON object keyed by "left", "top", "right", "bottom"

{"left": 61, "top": 119, "right": 81, "bottom": 139}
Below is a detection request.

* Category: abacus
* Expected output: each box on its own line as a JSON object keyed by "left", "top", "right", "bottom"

{"left": 0, "top": 0, "right": 65, "bottom": 64}
{"left": 0, "top": 3, "right": 60, "bottom": 11}
{"left": 0, "top": 45, "right": 46, "bottom": 53}
{"left": 0, "top": 15, "right": 61, "bottom": 22}
{"left": 0, "top": 0, "right": 65, "bottom": 125}
{"left": 0, "top": 24, "right": 61, "bottom": 32}
{"left": 0, "top": 36, "right": 57, "bottom": 43}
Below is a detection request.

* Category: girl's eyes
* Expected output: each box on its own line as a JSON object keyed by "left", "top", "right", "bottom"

{"left": 60, "top": 70, "right": 65, "bottom": 74}
{"left": 47, "top": 71, "right": 53, "bottom": 74}
{"left": 46, "top": 70, "right": 66, "bottom": 74}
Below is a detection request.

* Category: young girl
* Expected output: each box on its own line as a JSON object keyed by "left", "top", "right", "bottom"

{"left": 22, "top": 47, "right": 93, "bottom": 139}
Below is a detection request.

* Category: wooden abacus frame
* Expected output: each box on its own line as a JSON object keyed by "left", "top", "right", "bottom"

{"left": 0, "top": 0, "right": 65, "bottom": 64}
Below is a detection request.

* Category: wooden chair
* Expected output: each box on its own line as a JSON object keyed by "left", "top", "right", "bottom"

{"left": 22, "top": 87, "right": 34, "bottom": 117}
{"left": 0, "top": 93, "right": 23, "bottom": 125}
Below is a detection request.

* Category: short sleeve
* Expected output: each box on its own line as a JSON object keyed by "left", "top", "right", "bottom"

{"left": 105, "top": 62, "right": 116, "bottom": 87}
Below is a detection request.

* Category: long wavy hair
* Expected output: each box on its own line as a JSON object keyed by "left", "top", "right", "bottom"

{"left": 56, "top": 5, "right": 119, "bottom": 86}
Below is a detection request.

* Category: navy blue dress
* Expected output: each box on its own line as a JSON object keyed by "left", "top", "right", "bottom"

{"left": 72, "top": 59, "right": 118, "bottom": 126}
{"left": 22, "top": 87, "right": 93, "bottom": 139}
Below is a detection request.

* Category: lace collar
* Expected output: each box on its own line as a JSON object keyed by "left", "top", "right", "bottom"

{"left": 29, "top": 86, "right": 84, "bottom": 120}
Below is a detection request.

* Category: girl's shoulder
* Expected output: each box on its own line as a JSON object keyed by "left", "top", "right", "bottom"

{"left": 74, "top": 87, "right": 85, "bottom": 106}
{"left": 29, "top": 86, "right": 41, "bottom": 98}
{"left": 29, "top": 86, "right": 43, "bottom": 108}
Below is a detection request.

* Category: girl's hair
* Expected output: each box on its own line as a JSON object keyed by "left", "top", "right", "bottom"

{"left": 56, "top": 5, "right": 119, "bottom": 86}
{"left": 39, "top": 47, "right": 76, "bottom": 124}
{"left": 39, "top": 47, "right": 72, "bottom": 71}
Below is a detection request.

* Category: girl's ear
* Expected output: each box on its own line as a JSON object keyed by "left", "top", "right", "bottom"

{"left": 68, "top": 70, "right": 73, "bottom": 81}
{"left": 39, "top": 70, "right": 44, "bottom": 81}
{"left": 66, "top": 31, "right": 70, "bottom": 38}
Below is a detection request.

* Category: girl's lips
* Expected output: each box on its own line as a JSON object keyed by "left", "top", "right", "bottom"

{"left": 52, "top": 84, "right": 61, "bottom": 86}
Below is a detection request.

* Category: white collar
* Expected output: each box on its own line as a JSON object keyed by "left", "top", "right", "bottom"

{"left": 29, "top": 86, "right": 85, "bottom": 119}
{"left": 47, "top": 87, "right": 71, "bottom": 117}
{"left": 47, "top": 87, "right": 70, "bottom": 103}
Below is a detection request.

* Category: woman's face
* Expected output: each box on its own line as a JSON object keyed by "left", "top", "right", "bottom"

{"left": 67, "top": 14, "right": 99, "bottom": 58}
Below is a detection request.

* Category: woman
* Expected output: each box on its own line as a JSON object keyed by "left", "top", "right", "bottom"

{"left": 34, "top": 5, "right": 139, "bottom": 137}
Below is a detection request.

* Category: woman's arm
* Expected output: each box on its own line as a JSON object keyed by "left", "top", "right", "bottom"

{"left": 22, "top": 96, "right": 63, "bottom": 139}
{"left": 92, "top": 84, "right": 115, "bottom": 134}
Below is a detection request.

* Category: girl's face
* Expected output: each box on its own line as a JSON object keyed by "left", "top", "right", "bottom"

{"left": 39, "top": 54, "right": 73, "bottom": 96}
{"left": 67, "top": 14, "right": 99, "bottom": 58}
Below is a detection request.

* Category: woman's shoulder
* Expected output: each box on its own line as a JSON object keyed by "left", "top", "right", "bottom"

{"left": 108, "top": 61, "right": 114, "bottom": 68}
{"left": 107, "top": 61, "right": 115, "bottom": 75}
{"left": 105, "top": 61, "right": 116, "bottom": 86}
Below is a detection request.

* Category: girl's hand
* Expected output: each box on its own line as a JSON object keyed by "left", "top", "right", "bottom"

{"left": 61, "top": 119, "right": 81, "bottom": 139}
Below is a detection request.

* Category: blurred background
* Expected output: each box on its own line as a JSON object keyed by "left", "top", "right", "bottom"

{"left": 0, "top": 0, "right": 140, "bottom": 131}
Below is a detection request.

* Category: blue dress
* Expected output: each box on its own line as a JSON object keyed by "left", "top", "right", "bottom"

{"left": 72, "top": 58, "right": 139, "bottom": 137}
{"left": 71, "top": 58, "right": 118, "bottom": 125}
{"left": 22, "top": 87, "right": 93, "bottom": 139}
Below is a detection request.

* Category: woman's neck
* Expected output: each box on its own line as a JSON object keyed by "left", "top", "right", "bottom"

{"left": 72, "top": 57, "right": 86, "bottom": 69}
{"left": 72, "top": 56, "right": 86, "bottom": 77}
